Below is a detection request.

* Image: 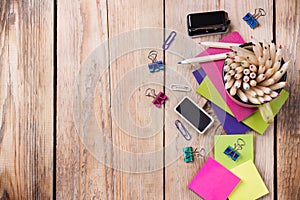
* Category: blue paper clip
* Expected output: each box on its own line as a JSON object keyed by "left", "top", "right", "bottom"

{"left": 224, "top": 138, "right": 246, "bottom": 161}
{"left": 243, "top": 8, "right": 266, "bottom": 29}
{"left": 175, "top": 120, "right": 191, "bottom": 141}
{"left": 148, "top": 50, "right": 164, "bottom": 73}
{"left": 162, "top": 31, "right": 176, "bottom": 50}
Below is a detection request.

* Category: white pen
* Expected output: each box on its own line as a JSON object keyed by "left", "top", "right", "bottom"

{"left": 199, "top": 41, "right": 242, "bottom": 49}
{"left": 178, "top": 53, "right": 228, "bottom": 64}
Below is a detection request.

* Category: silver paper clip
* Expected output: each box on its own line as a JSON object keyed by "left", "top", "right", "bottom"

{"left": 175, "top": 120, "right": 192, "bottom": 141}
{"left": 162, "top": 31, "right": 176, "bottom": 50}
{"left": 170, "top": 84, "right": 191, "bottom": 92}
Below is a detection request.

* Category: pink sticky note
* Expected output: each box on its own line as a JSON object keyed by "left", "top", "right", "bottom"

{"left": 189, "top": 157, "right": 240, "bottom": 200}
{"left": 197, "top": 32, "right": 257, "bottom": 121}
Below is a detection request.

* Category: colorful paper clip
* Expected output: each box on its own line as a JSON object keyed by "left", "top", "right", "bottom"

{"left": 148, "top": 50, "right": 164, "bottom": 73}
{"left": 175, "top": 120, "right": 192, "bottom": 141}
{"left": 183, "top": 147, "right": 206, "bottom": 163}
{"left": 162, "top": 31, "right": 176, "bottom": 50}
{"left": 243, "top": 8, "right": 266, "bottom": 29}
{"left": 224, "top": 138, "right": 246, "bottom": 161}
{"left": 170, "top": 84, "right": 191, "bottom": 92}
{"left": 145, "top": 88, "right": 167, "bottom": 108}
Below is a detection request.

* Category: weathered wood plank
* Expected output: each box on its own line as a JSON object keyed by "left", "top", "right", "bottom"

{"left": 164, "top": 1, "right": 225, "bottom": 200}
{"left": 222, "top": 1, "right": 274, "bottom": 199}
{"left": 0, "top": 0, "right": 53, "bottom": 199}
{"left": 106, "top": 0, "right": 164, "bottom": 199}
{"left": 276, "top": 0, "right": 300, "bottom": 199}
{"left": 56, "top": 0, "right": 113, "bottom": 199}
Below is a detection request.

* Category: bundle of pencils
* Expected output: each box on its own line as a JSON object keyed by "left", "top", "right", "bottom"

{"left": 198, "top": 39, "right": 289, "bottom": 105}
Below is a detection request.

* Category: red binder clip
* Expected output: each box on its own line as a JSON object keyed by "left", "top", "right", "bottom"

{"left": 145, "top": 88, "right": 167, "bottom": 108}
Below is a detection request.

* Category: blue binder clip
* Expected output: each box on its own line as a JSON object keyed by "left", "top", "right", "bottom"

{"left": 224, "top": 138, "right": 246, "bottom": 161}
{"left": 148, "top": 50, "right": 164, "bottom": 73}
{"left": 243, "top": 8, "right": 266, "bottom": 29}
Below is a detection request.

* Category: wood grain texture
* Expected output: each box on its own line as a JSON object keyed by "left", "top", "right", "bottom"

{"left": 106, "top": 0, "right": 164, "bottom": 199}
{"left": 56, "top": 0, "right": 114, "bottom": 199}
{"left": 276, "top": 0, "right": 300, "bottom": 199}
{"left": 0, "top": 0, "right": 53, "bottom": 199}
{"left": 223, "top": 1, "right": 275, "bottom": 199}
{"left": 164, "top": 1, "right": 224, "bottom": 199}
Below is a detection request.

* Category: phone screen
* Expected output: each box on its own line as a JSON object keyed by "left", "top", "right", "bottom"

{"left": 175, "top": 97, "right": 213, "bottom": 133}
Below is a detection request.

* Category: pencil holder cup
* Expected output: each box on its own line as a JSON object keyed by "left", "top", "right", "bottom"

{"left": 222, "top": 42, "right": 287, "bottom": 124}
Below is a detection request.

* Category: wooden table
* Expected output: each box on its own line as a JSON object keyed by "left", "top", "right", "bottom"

{"left": 0, "top": 0, "right": 299, "bottom": 199}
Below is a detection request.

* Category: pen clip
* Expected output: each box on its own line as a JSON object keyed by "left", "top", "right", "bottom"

{"left": 175, "top": 120, "right": 192, "bottom": 141}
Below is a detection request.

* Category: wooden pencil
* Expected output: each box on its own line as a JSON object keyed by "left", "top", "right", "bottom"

{"left": 270, "top": 41, "right": 276, "bottom": 64}
{"left": 230, "top": 86, "right": 237, "bottom": 96}
{"left": 249, "top": 64, "right": 257, "bottom": 72}
{"left": 235, "top": 66, "right": 244, "bottom": 74}
{"left": 265, "top": 58, "right": 273, "bottom": 68}
{"left": 243, "top": 68, "right": 250, "bottom": 75}
{"left": 258, "top": 96, "right": 266, "bottom": 104}
{"left": 234, "top": 73, "right": 243, "bottom": 79}
{"left": 275, "top": 45, "right": 283, "bottom": 62}
{"left": 234, "top": 79, "right": 242, "bottom": 88}
{"left": 258, "top": 65, "right": 266, "bottom": 74}
{"left": 263, "top": 94, "right": 272, "bottom": 102}
{"left": 251, "top": 37, "right": 263, "bottom": 57}
{"left": 178, "top": 52, "right": 228, "bottom": 64}
{"left": 262, "top": 40, "right": 270, "bottom": 64}
{"left": 224, "top": 65, "right": 231, "bottom": 72}
{"left": 265, "top": 68, "right": 275, "bottom": 79}
{"left": 270, "top": 91, "right": 280, "bottom": 98}
{"left": 225, "top": 78, "right": 235, "bottom": 89}
{"left": 243, "top": 75, "right": 250, "bottom": 83}
{"left": 249, "top": 80, "right": 257, "bottom": 87}
{"left": 269, "top": 81, "right": 288, "bottom": 90}
{"left": 243, "top": 82, "right": 250, "bottom": 90}
{"left": 237, "top": 89, "right": 249, "bottom": 103}
{"left": 230, "top": 62, "right": 240, "bottom": 69}
{"left": 247, "top": 95, "right": 261, "bottom": 104}
{"left": 256, "top": 74, "right": 266, "bottom": 83}
{"left": 245, "top": 88, "right": 258, "bottom": 98}
{"left": 271, "top": 61, "right": 290, "bottom": 81}
{"left": 260, "top": 78, "right": 275, "bottom": 86}
{"left": 256, "top": 85, "right": 272, "bottom": 94}
{"left": 246, "top": 54, "right": 259, "bottom": 66}
{"left": 250, "top": 72, "right": 257, "bottom": 79}
{"left": 273, "top": 60, "right": 282, "bottom": 72}
{"left": 241, "top": 60, "right": 250, "bottom": 67}
{"left": 251, "top": 86, "right": 264, "bottom": 96}
{"left": 225, "top": 58, "right": 234, "bottom": 65}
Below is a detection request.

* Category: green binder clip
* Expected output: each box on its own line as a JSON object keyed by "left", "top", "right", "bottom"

{"left": 183, "top": 147, "right": 206, "bottom": 163}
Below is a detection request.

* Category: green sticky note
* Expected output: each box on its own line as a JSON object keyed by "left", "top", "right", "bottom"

{"left": 229, "top": 160, "right": 269, "bottom": 200}
{"left": 196, "top": 77, "right": 289, "bottom": 134}
{"left": 214, "top": 134, "right": 254, "bottom": 169}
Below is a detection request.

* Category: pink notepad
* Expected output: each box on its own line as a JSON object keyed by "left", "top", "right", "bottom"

{"left": 189, "top": 157, "right": 240, "bottom": 200}
{"left": 197, "top": 32, "right": 257, "bottom": 121}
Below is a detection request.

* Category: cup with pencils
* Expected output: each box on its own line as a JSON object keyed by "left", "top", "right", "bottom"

{"left": 221, "top": 39, "right": 289, "bottom": 123}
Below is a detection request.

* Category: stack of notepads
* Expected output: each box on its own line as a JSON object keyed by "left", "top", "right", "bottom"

{"left": 188, "top": 32, "right": 289, "bottom": 199}
{"left": 192, "top": 31, "right": 289, "bottom": 134}
{"left": 189, "top": 135, "right": 268, "bottom": 200}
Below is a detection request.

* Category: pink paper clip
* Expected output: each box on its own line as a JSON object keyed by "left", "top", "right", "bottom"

{"left": 145, "top": 88, "right": 167, "bottom": 108}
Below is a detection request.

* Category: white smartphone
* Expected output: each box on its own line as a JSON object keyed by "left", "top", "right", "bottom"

{"left": 174, "top": 96, "right": 214, "bottom": 134}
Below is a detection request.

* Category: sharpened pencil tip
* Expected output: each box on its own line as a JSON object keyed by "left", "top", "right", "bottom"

{"left": 177, "top": 61, "right": 182, "bottom": 64}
